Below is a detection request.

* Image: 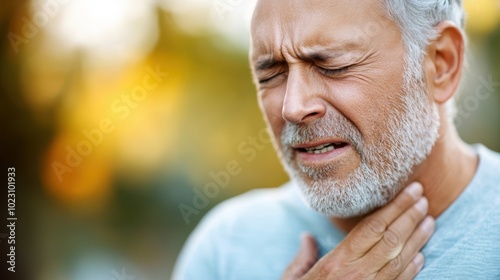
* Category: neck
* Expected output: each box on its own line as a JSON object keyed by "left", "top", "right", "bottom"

{"left": 331, "top": 121, "right": 479, "bottom": 233}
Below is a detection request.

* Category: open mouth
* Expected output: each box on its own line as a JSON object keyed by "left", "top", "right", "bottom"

{"left": 297, "top": 142, "right": 349, "bottom": 154}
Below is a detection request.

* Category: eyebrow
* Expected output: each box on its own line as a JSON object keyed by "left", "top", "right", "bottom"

{"left": 303, "top": 51, "right": 343, "bottom": 62}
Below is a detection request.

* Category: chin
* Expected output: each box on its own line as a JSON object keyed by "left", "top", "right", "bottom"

{"left": 292, "top": 165, "right": 404, "bottom": 218}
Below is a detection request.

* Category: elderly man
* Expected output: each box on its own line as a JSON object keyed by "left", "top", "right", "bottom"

{"left": 173, "top": 0, "right": 500, "bottom": 279}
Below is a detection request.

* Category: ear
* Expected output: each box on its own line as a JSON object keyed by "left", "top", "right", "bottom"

{"left": 424, "top": 21, "right": 465, "bottom": 104}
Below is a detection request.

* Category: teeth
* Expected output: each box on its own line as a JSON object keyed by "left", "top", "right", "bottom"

{"left": 305, "top": 144, "right": 327, "bottom": 151}
{"left": 307, "top": 145, "right": 335, "bottom": 154}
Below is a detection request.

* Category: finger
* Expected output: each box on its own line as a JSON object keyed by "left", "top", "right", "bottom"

{"left": 338, "top": 182, "right": 424, "bottom": 258}
{"left": 395, "top": 252, "right": 425, "bottom": 280}
{"left": 364, "top": 197, "right": 429, "bottom": 270}
{"left": 282, "top": 233, "right": 319, "bottom": 280}
{"left": 376, "top": 216, "right": 435, "bottom": 278}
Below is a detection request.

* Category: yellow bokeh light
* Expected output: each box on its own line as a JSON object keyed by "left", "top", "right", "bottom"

{"left": 42, "top": 131, "right": 114, "bottom": 207}
{"left": 464, "top": 0, "right": 500, "bottom": 35}
{"left": 32, "top": 0, "right": 159, "bottom": 67}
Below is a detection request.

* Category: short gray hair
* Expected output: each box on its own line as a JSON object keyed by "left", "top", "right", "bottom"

{"left": 383, "top": 0, "right": 466, "bottom": 119}
{"left": 383, "top": 0, "right": 466, "bottom": 63}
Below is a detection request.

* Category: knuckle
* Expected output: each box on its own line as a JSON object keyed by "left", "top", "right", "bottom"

{"left": 376, "top": 256, "right": 406, "bottom": 280}
{"left": 383, "top": 229, "right": 401, "bottom": 248}
{"left": 388, "top": 255, "right": 404, "bottom": 274}
{"left": 408, "top": 208, "right": 425, "bottom": 225}
{"left": 393, "top": 191, "right": 415, "bottom": 210}
{"left": 364, "top": 217, "right": 386, "bottom": 235}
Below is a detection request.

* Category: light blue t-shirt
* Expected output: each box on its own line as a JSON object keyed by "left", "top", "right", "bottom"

{"left": 173, "top": 145, "right": 500, "bottom": 279}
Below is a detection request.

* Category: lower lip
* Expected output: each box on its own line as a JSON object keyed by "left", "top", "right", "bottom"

{"left": 296, "top": 144, "right": 351, "bottom": 164}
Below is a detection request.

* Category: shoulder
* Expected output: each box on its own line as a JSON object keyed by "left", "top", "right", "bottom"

{"left": 185, "top": 181, "right": 322, "bottom": 242}
{"left": 414, "top": 146, "right": 500, "bottom": 279}
{"left": 476, "top": 144, "right": 500, "bottom": 171}
{"left": 172, "top": 182, "right": 319, "bottom": 279}
{"left": 207, "top": 182, "right": 307, "bottom": 228}
{"left": 474, "top": 145, "right": 500, "bottom": 197}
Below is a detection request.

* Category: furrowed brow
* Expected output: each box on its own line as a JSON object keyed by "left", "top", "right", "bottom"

{"left": 299, "top": 50, "right": 344, "bottom": 62}
{"left": 252, "top": 45, "right": 353, "bottom": 71}
{"left": 254, "top": 56, "right": 285, "bottom": 71}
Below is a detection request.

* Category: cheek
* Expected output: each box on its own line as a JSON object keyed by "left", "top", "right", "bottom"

{"left": 325, "top": 71, "right": 404, "bottom": 141}
{"left": 329, "top": 48, "right": 406, "bottom": 142}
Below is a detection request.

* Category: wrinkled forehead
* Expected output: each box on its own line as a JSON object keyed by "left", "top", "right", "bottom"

{"left": 250, "top": 0, "right": 393, "bottom": 61}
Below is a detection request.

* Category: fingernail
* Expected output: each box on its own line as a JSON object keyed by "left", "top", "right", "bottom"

{"left": 413, "top": 253, "right": 424, "bottom": 269}
{"left": 414, "top": 197, "right": 428, "bottom": 214}
{"left": 406, "top": 182, "right": 423, "bottom": 198}
{"left": 420, "top": 216, "right": 435, "bottom": 232}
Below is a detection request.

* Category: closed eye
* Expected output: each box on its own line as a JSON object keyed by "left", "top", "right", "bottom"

{"left": 258, "top": 72, "right": 285, "bottom": 84}
{"left": 258, "top": 65, "right": 350, "bottom": 84}
{"left": 317, "top": 65, "right": 350, "bottom": 76}
{"left": 259, "top": 75, "right": 277, "bottom": 84}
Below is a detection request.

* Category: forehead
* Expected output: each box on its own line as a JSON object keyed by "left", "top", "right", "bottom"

{"left": 250, "top": 0, "right": 393, "bottom": 60}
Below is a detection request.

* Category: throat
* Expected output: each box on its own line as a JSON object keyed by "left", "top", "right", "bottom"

{"left": 413, "top": 137, "right": 478, "bottom": 218}
{"left": 330, "top": 215, "right": 365, "bottom": 234}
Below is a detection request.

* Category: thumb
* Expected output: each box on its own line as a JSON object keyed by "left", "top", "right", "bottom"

{"left": 282, "top": 233, "right": 319, "bottom": 280}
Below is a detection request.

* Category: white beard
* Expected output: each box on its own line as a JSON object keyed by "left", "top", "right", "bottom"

{"left": 279, "top": 66, "right": 440, "bottom": 218}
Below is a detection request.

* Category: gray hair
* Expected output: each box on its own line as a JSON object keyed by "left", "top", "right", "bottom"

{"left": 384, "top": 0, "right": 465, "bottom": 63}
{"left": 383, "top": 0, "right": 466, "bottom": 119}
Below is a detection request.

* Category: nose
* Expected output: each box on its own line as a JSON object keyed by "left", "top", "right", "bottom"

{"left": 282, "top": 68, "right": 326, "bottom": 124}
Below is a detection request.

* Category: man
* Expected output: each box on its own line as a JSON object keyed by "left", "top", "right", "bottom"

{"left": 173, "top": 0, "right": 500, "bottom": 279}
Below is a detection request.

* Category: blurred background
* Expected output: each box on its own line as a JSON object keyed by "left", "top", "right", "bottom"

{"left": 0, "top": 0, "right": 498, "bottom": 279}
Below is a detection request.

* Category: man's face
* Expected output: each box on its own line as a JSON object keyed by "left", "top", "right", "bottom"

{"left": 250, "top": 0, "right": 440, "bottom": 217}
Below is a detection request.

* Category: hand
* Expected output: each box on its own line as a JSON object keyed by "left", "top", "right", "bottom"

{"left": 283, "top": 182, "right": 435, "bottom": 280}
